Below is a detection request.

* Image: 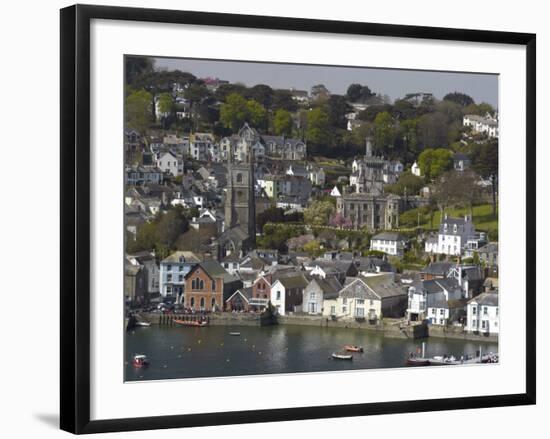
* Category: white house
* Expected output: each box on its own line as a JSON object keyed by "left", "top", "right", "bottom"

{"left": 406, "top": 277, "right": 463, "bottom": 323}
{"left": 370, "top": 232, "right": 408, "bottom": 257}
{"left": 411, "top": 161, "right": 422, "bottom": 177}
{"left": 424, "top": 214, "right": 476, "bottom": 256}
{"left": 159, "top": 251, "right": 201, "bottom": 303}
{"left": 307, "top": 165, "right": 326, "bottom": 187}
{"left": 302, "top": 276, "right": 342, "bottom": 315}
{"left": 463, "top": 114, "right": 499, "bottom": 139}
{"left": 466, "top": 292, "right": 499, "bottom": 335}
{"left": 270, "top": 274, "right": 309, "bottom": 316}
{"left": 156, "top": 151, "right": 182, "bottom": 177}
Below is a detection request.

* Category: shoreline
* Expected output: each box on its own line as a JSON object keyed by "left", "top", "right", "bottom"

{"left": 135, "top": 312, "right": 498, "bottom": 343}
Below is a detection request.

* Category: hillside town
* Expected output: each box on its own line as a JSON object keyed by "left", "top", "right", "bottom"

{"left": 124, "top": 58, "right": 499, "bottom": 340}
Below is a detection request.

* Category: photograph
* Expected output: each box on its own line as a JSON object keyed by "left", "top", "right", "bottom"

{"left": 123, "top": 55, "right": 500, "bottom": 381}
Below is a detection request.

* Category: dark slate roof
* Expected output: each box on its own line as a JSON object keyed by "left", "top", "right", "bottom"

{"left": 422, "top": 262, "right": 453, "bottom": 276}
{"left": 340, "top": 274, "right": 406, "bottom": 300}
{"left": 469, "top": 292, "right": 498, "bottom": 306}
{"left": 226, "top": 286, "right": 253, "bottom": 302}
{"left": 307, "top": 276, "right": 342, "bottom": 299}
{"left": 277, "top": 274, "right": 309, "bottom": 289}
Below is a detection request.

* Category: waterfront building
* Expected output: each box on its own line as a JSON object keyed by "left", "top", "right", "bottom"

{"left": 225, "top": 287, "right": 253, "bottom": 312}
{"left": 124, "top": 257, "right": 147, "bottom": 306}
{"left": 270, "top": 273, "right": 309, "bottom": 316}
{"left": 322, "top": 274, "right": 407, "bottom": 322}
{"left": 466, "top": 291, "right": 499, "bottom": 335}
{"left": 302, "top": 276, "right": 342, "bottom": 315}
{"left": 183, "top": 260, "right": 242, "bottom": 312}
{"left": 159, "top": 251, "right": 201, "bottom": 303}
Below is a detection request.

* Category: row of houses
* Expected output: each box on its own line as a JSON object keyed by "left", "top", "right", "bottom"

{"left": 125, "top": 248, "right": 498, "bottom": 335}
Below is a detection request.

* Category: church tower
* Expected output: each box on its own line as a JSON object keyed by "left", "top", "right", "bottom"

{"left": 222, "top": 131, "right": 256, "bottom": 254}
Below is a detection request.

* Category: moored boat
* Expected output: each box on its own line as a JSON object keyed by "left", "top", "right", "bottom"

{"left": 406, "top": 342, "right": 430, "bottom": 366}
{"left": 135, "top": 321, "right": 151, "bottom": 327}
{"left": 332, "top": 352, "right": 353, "bottom": 360}
{"left": 132, "top": 354, "right": 149, "bottom": 368}
{"left": 173, "top": 318, "right": 208, "bottom": 327}
{"left": 229, "top": 332, "right": 241, "bottom": 336}
{"left": 344, "top": 345, "right": 363, "bottom": 353}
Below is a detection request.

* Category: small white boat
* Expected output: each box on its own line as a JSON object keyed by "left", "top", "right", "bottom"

{"left": 332, "top": 352, "right": 353, "bottom": 360}
{"left": 229, "top": 332, "right": 241, "bottom": 336}
{"left": 135, "top": 321, "right": 151, "bottom": 327}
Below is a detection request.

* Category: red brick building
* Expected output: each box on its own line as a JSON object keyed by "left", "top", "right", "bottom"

{"left": 184, "top": 260, "right": 241, "bottom": 311}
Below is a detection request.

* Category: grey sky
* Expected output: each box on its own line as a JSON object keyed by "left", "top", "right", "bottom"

{"left": 154, "top": 56, "right": 498, "bottom": 107}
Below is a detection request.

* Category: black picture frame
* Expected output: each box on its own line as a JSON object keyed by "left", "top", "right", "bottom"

{"left": 60, "top": 4, "right": 536, "bottom": 434}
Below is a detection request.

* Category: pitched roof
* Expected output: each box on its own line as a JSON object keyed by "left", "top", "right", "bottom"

{"left": 187, "top": 260, "right": 240, "bottom": 284}
{"left": 275, "top": 273, "right": 309, "bottom": 289}
{"left": 308, "top": 276, "right": 342, "bottom": 299}
{"left": 468, "top": 291, "right": 498, "bottom": 306}
{"left": 161, "top": 251, "right": 200, "bottom": 264}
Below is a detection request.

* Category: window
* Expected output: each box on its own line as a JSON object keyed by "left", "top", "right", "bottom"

{"left": 453, "top": 224, "right": 457, "bottom": 233}
{"left": 190, "top": 297, "right": 195, "bottom": 307}
{"left": 191, "top": 279, "right": 196, "bottom": 289}
{"left": 496, "top": 307, "right": 499, "bottom": 316}
{"left": 179, "top": 265, "right": 184, "bottom": 271}
{"left": 342, "top": 306, "right": 347, "bottom": 313}
{"left": 472, "top": 306, "right": 477, "bottom": 315}
{"left": 166, "top": 264, "right": 172, "bottom": 271}
{"left": 200, "top": 297, "right": 205, "bottom": 308}
{"left": 236, "top": 173, "right": 243, "bottom": 183}
{"left": 356, "top": 308, "right": 364, "bottom": 317}
{"left": 276, "top": 291, "right": 281, "bottom": 300}
{"left": 431, "top": 308, "right": 436, "bottom": 315}
{"left": 343, "top": 298, "right": 347, "bottom": 305}
{"left": 167, "top": 274, "right": 172, "bottom": 282}
{"left": 483, "top": 306, "right": 488, "bottom": 315}
{"left": 212, "top": 280, "right": 216, "bottom": 291}
{"left": 330, "top": 306, "right": 336, "bottom": 315}
{"left": 369, "top": 299, "right": 374, "bottom": 306}
{"left": 166, "top": 286, "right": 172, "bottom": 294}
{"left": 440, "top": 309, "right": 445, "bottom": 316}
{"left": 211, "top": 298, "right": 216, "bottom": 309}
{"left": 199, "top": 280, "right": 204, "bottom": 290}
{"left": 178, "top": 275, "right": 183, "bottom": 282}
{"left": 482, "top": 320, "right": 487, "bottom": 329}
{"left": 310, "top": 292, "right": 317, "bottom": 300}
{"left": 356, "top": 299, "right": 365, "bottom": 305}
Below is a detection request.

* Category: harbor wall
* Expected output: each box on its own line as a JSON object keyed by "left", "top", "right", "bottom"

{"left": 135, "top": 312, "right": 495, "bottom": 342}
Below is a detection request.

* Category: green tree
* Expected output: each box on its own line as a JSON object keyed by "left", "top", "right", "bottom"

{"left": 310, "top": 84, "right": 330, "bottom": 102}
{"left": 346, "top": 83, "right": 374, "bottom": 103}
{"left": 472, "top": 140, "right": 498, "bottom": 217}
{"left": 385, "top": 171, "right": 425, "bottom": 196}
{"left": 220, "top": 93, "right": 250, "bottom": 131}
{"left": 272, "top": 89, "right": 298, "bottom": 112}
{"left": 273, "top": 109, "right": 293, "bottom": 136}
{"left": 125, "top": 56, "right": 155, "bottom": 86}
{"left": 443, "top": 92, "right": 475, "bottom": 107}
{"left": 303, "top": 200, "right": 335, "bottom": 226}
{"left": 247, "top": 84, "right": 274, "bottom": 108}
{"left": 327, "top": 95, "right": 352, "bottom": 129}
{"left": 303, "top": 240, "right": 323, "bottom": 257}
{"left": 372, "top": 111, "right": 396, "bottom": 153}
{"left": 125, "top": 89, "right": 153, "bottom": 133}
{"left": 418, "top": 148, "right": 453, "bottom": 181}
{"left": 246, "top": 99, "right": 268, "bottom": 131}
{"left": 306, "top": 107, "right": 331, "bottom": 145}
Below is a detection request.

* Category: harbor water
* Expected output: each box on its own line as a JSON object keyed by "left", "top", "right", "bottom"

{"left": 125, "top": 324, "right": 498, "bottom": 381}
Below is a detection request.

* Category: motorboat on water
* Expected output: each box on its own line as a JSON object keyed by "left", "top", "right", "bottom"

{"left": 332, "top": 352, "right": 353, "bottom": 360}
{"left": 229, "top": 332, "right": 241, "bottom": 336}
{"left": 344, "top": 345, "right": 363, "bottom": 353}
{"left": 132, "top": 354, "right": 149, "bottom": 368}
{"left": 135, "top": 321, "right": 151, "bottom": 327}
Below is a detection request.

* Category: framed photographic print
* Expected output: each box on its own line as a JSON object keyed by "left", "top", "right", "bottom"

{"left": 60, "top": 4, "right": 536, "bottom": 434}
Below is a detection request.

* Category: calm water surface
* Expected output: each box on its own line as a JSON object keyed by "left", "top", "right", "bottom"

{"left": 125, "top": 324, "right": 498, "bottom": 381}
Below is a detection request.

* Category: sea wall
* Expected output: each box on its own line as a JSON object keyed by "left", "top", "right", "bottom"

{"left": 428, "top": 324, "right": 499, "bottom": 343}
